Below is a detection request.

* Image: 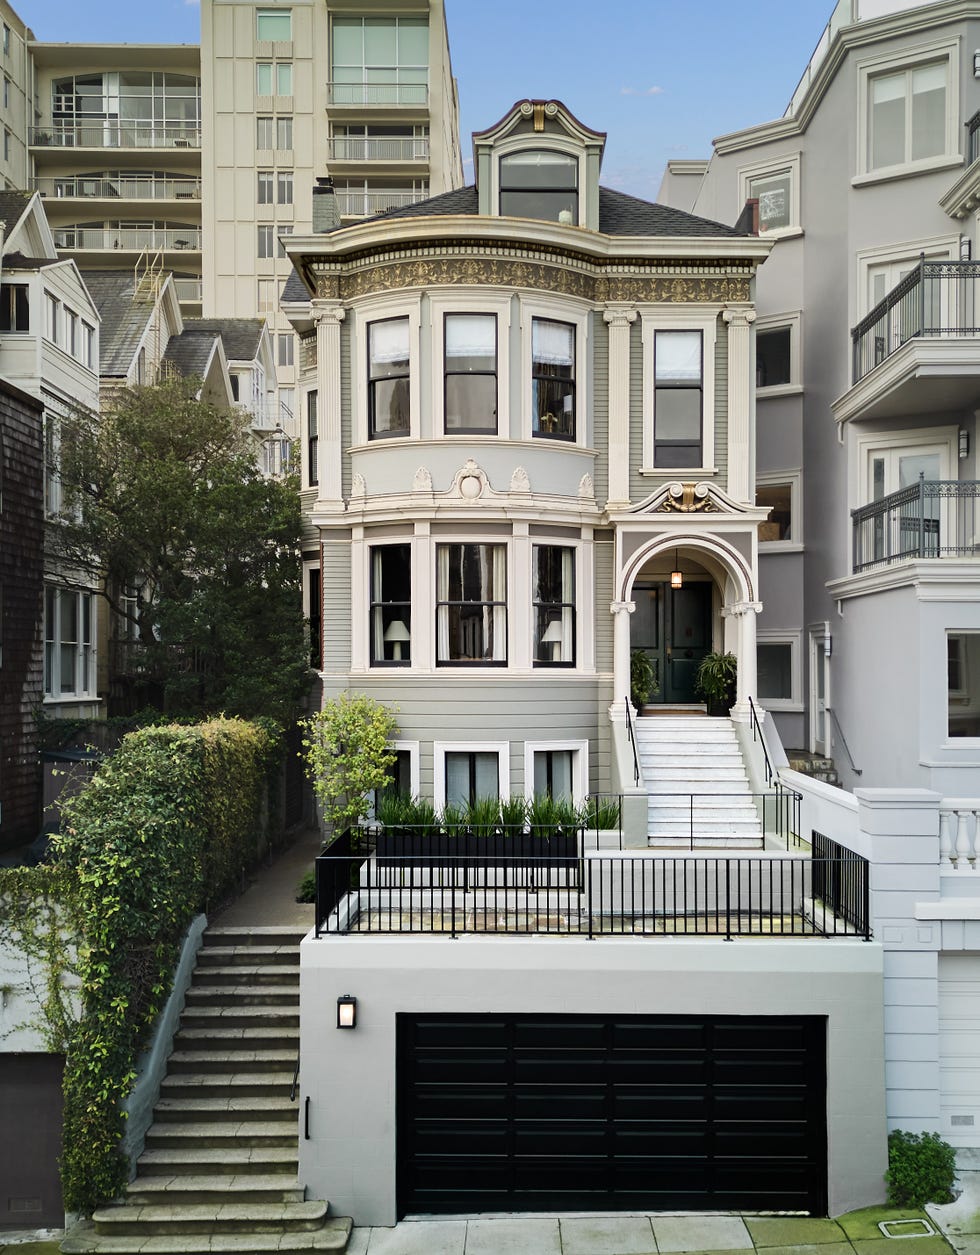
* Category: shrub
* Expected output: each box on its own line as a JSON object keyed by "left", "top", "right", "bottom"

{"left": 51, "top": 717, "right": 280, "bottom": 1214}
{"left": 581, "top": 796, "right": 621, "bottom": 830}
{"left": 885, "top": 1129, "right": 957, "bottom": 1208}
{"left": 300, "top": 694, "right": 398, "bottom": 831}
{"left": 295, "top": 870, "right": 316, "bottom": 903}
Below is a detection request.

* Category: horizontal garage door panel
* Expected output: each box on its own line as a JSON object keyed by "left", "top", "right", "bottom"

{"left": 398, "top": 1014, "right": 826, "bottom": 1217}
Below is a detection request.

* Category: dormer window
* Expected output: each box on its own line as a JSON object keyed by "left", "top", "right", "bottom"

{"left": 499, "top": 150, "right": 577, "bottom": 223}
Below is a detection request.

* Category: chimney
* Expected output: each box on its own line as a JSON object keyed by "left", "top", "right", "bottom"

{"left": 312, "top": 176, "right": 340, "bottom": 233}
{"left": 733, "top": 197, "right": 760, "bottom": 236}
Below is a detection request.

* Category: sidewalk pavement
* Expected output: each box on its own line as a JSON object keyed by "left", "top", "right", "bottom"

{"left": 211, "top": 823, "right": 322, "bottom": 928}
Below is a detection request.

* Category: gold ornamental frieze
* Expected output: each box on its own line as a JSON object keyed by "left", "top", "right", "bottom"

{"left": 308, "top": 249, "right": 752, "bottom": 305}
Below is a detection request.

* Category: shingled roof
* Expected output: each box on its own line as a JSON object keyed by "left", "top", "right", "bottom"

{"left": 182, "top": 317, "right": 264, "bottom": 363}
{"left": 0, "top": 190, "right": 33, "bottom": 239}
{"left": 162, "top": 330, "right": 222, "bottom": 380}
{"left": 82, "top": 271, "right": 151, "bottom": 377}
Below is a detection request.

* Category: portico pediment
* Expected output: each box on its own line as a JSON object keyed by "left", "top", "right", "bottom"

{"left": 626, "top": 481, "right": 756, "bottom": 518}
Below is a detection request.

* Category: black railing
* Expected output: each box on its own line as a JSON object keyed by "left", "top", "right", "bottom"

{"left": 315, "top": 849, "right": 872, "bottom": 940}
{"left": 648, "top": 790, "right": 800, "bottom": 850}
{"left": 811, "top": 832, "right": 871, "bottom": 938}
{"left": 851, "top": 477, "right": 980, "bottom": 571}
{"left": 584, "top": 792, "right": 624, "bottom": 848}
{"left": 968, "top": 110, "right": 980, "bottom": 166}
{"left": 851, "top": 258, "right": 980, "bottom": 383}
{"left": 748, "top": 696, "right": 804, "bottom": 847}
{"left": 624, "top": 695, "right": 640, "bottom": 786}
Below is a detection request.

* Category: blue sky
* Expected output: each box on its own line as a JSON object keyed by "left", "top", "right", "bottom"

{"left": 18, "top": 0, "right": 834, "bottom": 200}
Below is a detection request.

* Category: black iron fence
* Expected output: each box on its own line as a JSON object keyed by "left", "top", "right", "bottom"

{"left": 851, "top": 258, "right": 980, "bottom": 384}
{"left": 851, "top": 477, "right": 980, "bottom": 571}
{"left": 811, "top": 831, "right": 870, "bottom": 936}
{"left": 314, "top": 840, "right": 870, "bottom": 941}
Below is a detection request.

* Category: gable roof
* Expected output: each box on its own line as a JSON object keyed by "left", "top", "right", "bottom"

{"left": 0, "top": 190, "right": 33, "bottom": 241}
{"left": 162, "top": 329, "right": 222, "bottom": 380}
{"left": 182, "top": 317, "right": 264, "bottom": 363}
{"left": 81, "top": 270, "right": 151, "bottom": 376}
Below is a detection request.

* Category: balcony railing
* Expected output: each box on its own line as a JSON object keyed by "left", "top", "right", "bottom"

{"left": 30, "top": 123, "right": 201, "bottom": 150}
{"left": 34, "top": 175, "right": 201, "bottom": 201}
{"left": 326, "top": 82, "right": 428, "bottom": 107}
{"left": 851, "top": 259, "right": 980, "bottom": 384}
{"left": 314, "top": 829, "right": 871, "bottom": 940}
{"left": 328, "top": 136, "right": 429, "bottom": 162}
{"left": 54, "top": 227, "right": 201, "bottom": 252}
{"left": 172, "top": 278, "right": 203, "bottom": 303}
{"left": 968, "top": 110, "right": 980, "bottom": 167}
{"left": 335, "top": 189, "right": 427, "bottom": 216}
{"left": 852, "top": 477, "right": 980, "bottom": 572}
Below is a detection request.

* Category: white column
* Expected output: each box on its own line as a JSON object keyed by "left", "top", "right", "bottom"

{"left": 610, "top": 599, "right": 636, "bottom": 718}
{"left": 511, "top": 521, "right": 532, "bottom": 671}
{"left": 728, "top": 599, "right": 762, "bottom": 722}
{"left": 313, "top": 302, "right": 346, "bottom": 510}
{"left": 603, "top": 306, "right": 637, "bottom": 507}
{"left": 722, "top": 306, "right": 756, "bottom": 504}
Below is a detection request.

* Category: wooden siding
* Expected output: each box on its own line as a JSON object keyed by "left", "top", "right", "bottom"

{"left": 594, "top": 530, "right": 615, "bottom": 673}
{"left": 0, "top": 382, "right": 44, "bottom": 849}
{"left": 713, "top": 318, "right": 728, "bottom": 482}
{"left": 340, "top": 320, "right": 352, "bottom": 501}
{"left": 321, "top": 537, "right": 351, "bottom": 675}
{"left": 590, "top": 312, "right": 608, "bottom": 504}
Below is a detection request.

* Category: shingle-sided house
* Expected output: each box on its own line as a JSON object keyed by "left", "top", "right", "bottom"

{"left": 283, "top": 100, "right": 890, "bottom": 1227}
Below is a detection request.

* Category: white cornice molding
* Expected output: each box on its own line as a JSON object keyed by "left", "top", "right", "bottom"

{"left": 832, "top": 336, "right": 980, "bottom": 425}
{"left": 312, "top": 496, "right": 603, "bottom": 529}
{"left": 940, "top": 160, "right": 980, "bottom": 219}
{"left": 713, "top": 0, "right": 980, "bottom": 155}
{"left": 828, "top": 559, "right": 980, "bottom": 601}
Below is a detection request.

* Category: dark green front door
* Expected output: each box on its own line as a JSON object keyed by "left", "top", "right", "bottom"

{"left": 632, "top": 582, "right": 712, "bottom": 704}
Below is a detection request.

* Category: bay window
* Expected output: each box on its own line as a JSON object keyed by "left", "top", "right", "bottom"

{"left": 436, "top": 543, "right": 506, "bottom": 664}
{"left": 533, "top": 545, "right": 575, "bottom": 667}
{"left": 368, "top": 317, "right": 410, "bottom": 438}
{"left": 654, "top": 329, "right": 703, "bottom": 467}
{"left": 444, "top": 314, "right": 496, "bottom": 433}
{"left": 532, "top": 318, "right": 575, "bottom": 440}
{"left": 371, "top": 545, "right": 411, "bottom": 665}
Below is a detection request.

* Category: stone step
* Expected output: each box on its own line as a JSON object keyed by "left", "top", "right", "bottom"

{"left": 647, "top": 818, "right": 762, "bottom": 836}
{"left": 91, "top": 1199, "right": 329, "bottom": 1237}
{"left": 174, "top": 1025, "right": 299, "bottom": 1049}
{"left": 184, "top": 984, "right": 300, "bottom": 1007}
{"left": 202, "top": 926, "right": 307, "bottom": 949}
{"left": 137, "top": 1147, "right": 298, "bottom": 1176}
{"left": 153, "top": 1095, "right": 297, "bottom": 1123}
{"left": 646, "top": 805, "right": 760, "bottom": 822}
{"left": 645, "top": 778, "right": 751, "bottom": 794}
{"left": 144, "top": 1119, "right": 297, "bottom": 1149}
{"left": 648, "top": 835, "right": 765, "bottom": 849}
{"left": 638, "top": 753, "right": 745, "bottom": 769}
{"left": 179, "top": 1005, "right": 300, "bottom": 1030}
{"left": 160, "top": 1071, "right": 294, "bottom": 1100}
{"left": 196, "top": 944, "right": 301, "bottom": 968}
{"left": 191, "top": 963, "right": 300, "bottom": 987}
{"left": 62, "top": 1217, "right": 352, "bottom": 1254}
{"left": 166, "top": 1049, "right": 297, "bottom": 1075}
{"left": 125, "top": 1173, "right": 305, "bottom": 1205}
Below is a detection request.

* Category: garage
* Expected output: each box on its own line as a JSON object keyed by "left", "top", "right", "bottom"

{"left": 939, "top": 954, "right": 980, "bottom": 1147}
{"left": 396, "top": 1013, "right": 827, "bottom": 1217}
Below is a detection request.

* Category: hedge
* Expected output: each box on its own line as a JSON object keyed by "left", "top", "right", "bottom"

{"left": 0, "top": 717, "right": 281, "bottom": 1215}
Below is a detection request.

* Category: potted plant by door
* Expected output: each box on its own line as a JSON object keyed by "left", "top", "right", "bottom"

{"left": 695, "top": 651, "right": 738, "bottom": 716}
{"left": 630, "top": 649, "right": 658, "bottom": 712}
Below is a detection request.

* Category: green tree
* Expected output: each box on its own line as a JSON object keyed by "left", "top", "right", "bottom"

{"left": 53, "top": 377, "right": 310, "bottom": 719}
{"left": 301, "top": 694, "right": 399, "bottom": 831}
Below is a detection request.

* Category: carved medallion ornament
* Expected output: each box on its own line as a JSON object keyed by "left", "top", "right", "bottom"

{"left": 656, "top": 482, "right": 720, "bottom": 513}
{"left": 308, "top": 255, "right": 752, "bottom": 306}
{"left": 510, "top": 467, "right": 530, "bottom": 493}
{"left": 412, "top": 466, "right": 433, "bottom": 493}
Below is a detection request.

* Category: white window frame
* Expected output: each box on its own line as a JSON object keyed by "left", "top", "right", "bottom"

{"left": 278, "top": 332, "right": 294, "bottom": 367}
{"left": 529, "top": 539, "right": 582, "bottom": 671}
{"left": 428, "top": 291, "right": 511, "bottom": 439}
{"left": 434, "top": 741, "right": 510, "bottom": 810}
{"left": 256, "top": 8, "right": 291, "bottom": 42}
{"left": 389, "top": 740, "right": 420, "bottom": 798}
{"left": 756, "top": 630, "right": 802, "bottom": 713}
{"left": 641, "top": 309, "right": 717, "bottom": 475}
{"left": 851, "top": 426, "right": 957, "bottom": 512}
{"left": 434, "top": 539, "right": 509, "bottom": 668}
{"left": 519, "top": 294, "right": 590, "bottom": 445}
{"left": 854, "top": 234, "right": 957, "bottom": 322}
{"left": 44, "top": 292, "right": 60, "bottom": 345}
{"left": 491, "top": 133, "right": 586, "bottom": 227}
{"left": 258, "top": 224, "right": 274, "bottom": 259}
{"left": 854, "top": 38, "right": 961, "bottom": 185}
{"left": 44, "top": 585, "right": 97, "bottom": 702}
{"left": 737, "top": 152, "right": 801, "bottom": 240}
{"left": 757, "top": 469, "right": 803, "bottom": 553}
{"left": 755, "top": 311, "right": 802, "bottom": 397}
{"left": 351, "top": 295, "right": 421, "bottom": 444}
{"left": 523, "top": 739, "right": 588, "bottom": 806}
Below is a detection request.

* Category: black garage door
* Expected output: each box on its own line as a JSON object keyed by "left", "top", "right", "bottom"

{"left": 397, "top": 1014, "right": 826, "bottom": 1217}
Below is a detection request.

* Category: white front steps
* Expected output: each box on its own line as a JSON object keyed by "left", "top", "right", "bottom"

{"left": 633, "top": 716, "right": 763, "bottom": 849}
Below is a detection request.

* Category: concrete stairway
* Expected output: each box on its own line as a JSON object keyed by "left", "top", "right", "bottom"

{"left": 634, "top": 716, "right": 763, "bottom": 848}
{"left": 63, "top": 925, "right": 351, "bottom": 1255}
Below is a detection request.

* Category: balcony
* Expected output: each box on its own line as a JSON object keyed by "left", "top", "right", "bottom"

{"left": 326, "top": 82, "right": 428, "bottom": 108}
{"left": 33, "top": 175, "right": 201, "bottom": 202}
{"left": 30, "top": 123, "right": 201, "bottom": 151}
{"left": 851, "top": 478, "right": 980, "bottom": 572}
{"left": 314, "top": 827, "right": 871, "bottom": 941}
{"left": 54, "top": 227, "right": 201, "bottom": 253}
{"left": 328, "top": 136, "right": 429, "bottom": 163}
{"left": 336, "top": 188, "right": 428, "bottom": 217}
{"left": 172, "top": 277, "right": 203, "bottom": 304}
{"left": 835, "top": 260, "right": 980, "bottom": 424}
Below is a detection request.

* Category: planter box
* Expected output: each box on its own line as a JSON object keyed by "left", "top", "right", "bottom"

{"left": 376, "top": 826, "right": 579, "bottom": 867}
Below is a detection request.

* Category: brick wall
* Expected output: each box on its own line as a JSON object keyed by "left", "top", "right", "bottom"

{"left": 0, "top": 379, "right": 44, "bottom": 850}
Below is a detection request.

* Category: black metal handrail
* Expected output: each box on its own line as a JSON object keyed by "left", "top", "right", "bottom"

{"left": 624, "top": 695, "right": 640, "bottom": 787}
{"left": 851, "top": 476, "right": 980, "bottom": 571}
{"left": 851, "top": 258, "right": 980, "bottom": 384}
{"left": 747, "top": 696, "right": 804, "bottom": 847}
{"left": 825, "top": 707, "right": 861, "bottom": 777}
{"left": 314, "top": 849, "right": 870, "bottom": 940}
{"left": 584, "top": 792, "right": 624, "bottom": 849}
{"left": 748, "top": 695, "right": 774, "bottom": 787}
{"left": 649, "top": 791, "right": 800, "bottom": 850}
{"left": 811, "top": 832, "right": 871, "bottom": 938}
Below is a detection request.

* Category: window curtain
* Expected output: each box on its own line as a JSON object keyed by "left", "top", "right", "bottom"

{"left": 490, "top": 545, "right": 506, "bottom": 661}
{"left": 532, "top": 319, "right": 573, "bottom": 366}
{"left": 370, "top": 318, "right": 409, "bottom": 367}
{"left": 445, "top": 314, "right": 495, "bottom": 360}
{"left": 436, "top": 545, "right": 450, "bottom": 660}
{"left": 655, "top": 330, "right": 701, "bottom": 382}
{"left": 372, "top": 549, "right": 385, "bottom": 661}
{"left": 559, "top": 547, "right": 574, "bottom": 661}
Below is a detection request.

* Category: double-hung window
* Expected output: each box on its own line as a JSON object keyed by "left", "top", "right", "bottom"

{"left": 257, "top": 62, "right": 292, "bottom": 97}
{"left": 368, "top": 317, "right": 410, "bottom": 438}
{"left": 370, "top": 545, "right": 411, "bottom": 665}
{"left": 306, "top": 389, "right": 318, "bottom": 486}
{"left": 258, "top": 224, "right": 274, "bottom": 258}
{"left": 257, "top": 171, "right": 274, "bottom": 204}
{"left": 436, "top": 543, "right": 506, "bottom": 665}
{"left": 499, "top": 150, "right": 578, "bottom": 223}
{"left": 533, "top": 545, "right": 575, "bottom": 667}
{"left": 444, "top": 314, "right": 496, "bottom": 434}
{"left": 532, "top": 318, "right": 574, "bottom": 440}
{"left": 44, "top": 586, "right": 95, "bottom": 699}
{"left": 869, "top": 63, "right": 945, "bottom": 171}
{"left": 654, "top": 329, "right": 703, "bottom": 467}
{"left": 0, "top": 283, "right": 29, "bottom": 332}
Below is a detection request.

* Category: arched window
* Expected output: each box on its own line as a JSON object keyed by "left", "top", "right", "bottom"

{"left": 499, "top": 150, "right": 577, "bottom": 223}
